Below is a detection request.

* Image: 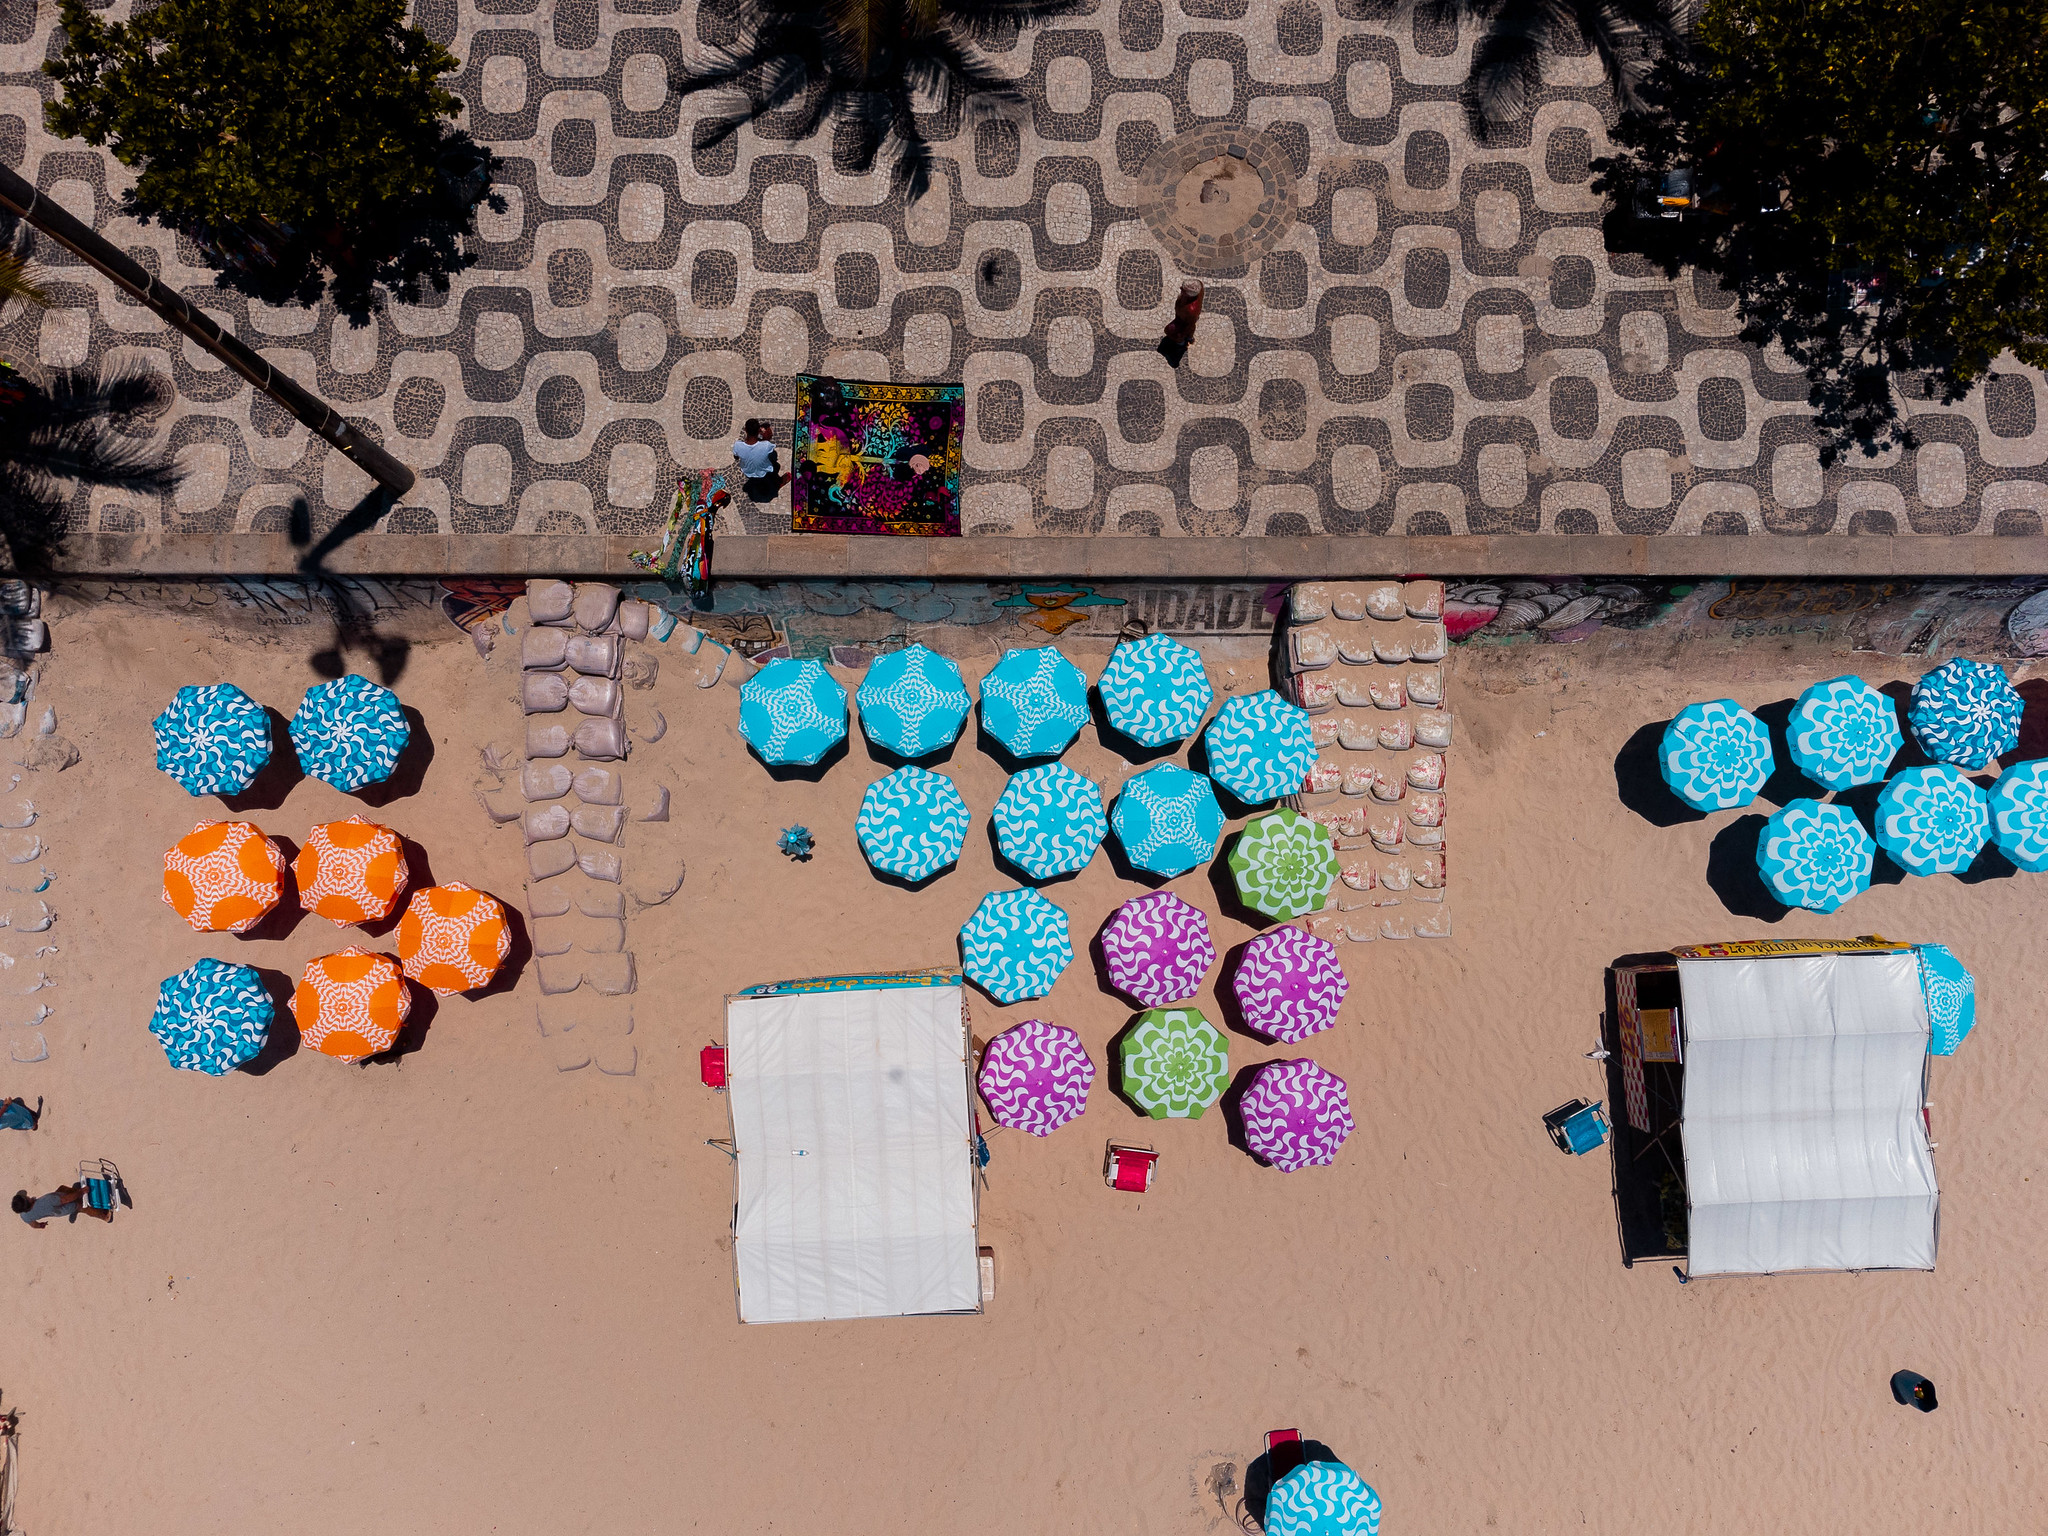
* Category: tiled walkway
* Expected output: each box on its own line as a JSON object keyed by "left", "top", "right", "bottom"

{"left": 4, "top": 0, "right": 2046, "bottom": 544}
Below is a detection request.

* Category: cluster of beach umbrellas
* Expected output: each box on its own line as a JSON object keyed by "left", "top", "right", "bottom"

{"left": 969, "top": 887, "right": 1356, "bottom": 1170}
{"left": 147, "top": 678, "right": 508, "bottom": 1075}
{"left": 742, "top": 635, "right": 1357, "bottom": 1171}
{"left": 1659, "top": 661, "right": 2044, "bottom": 912}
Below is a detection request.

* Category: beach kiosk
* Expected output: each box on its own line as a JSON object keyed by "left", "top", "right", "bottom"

{"left": 1615, "top": 938, "right": 1940, "bottom": 1277}
{"left": 721, "top": 969, "right": 983, "bottom": 1323}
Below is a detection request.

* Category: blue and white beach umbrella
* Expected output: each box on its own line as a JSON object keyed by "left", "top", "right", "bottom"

{"left": 1788, "top": 675, "right": 1903, "bottom": 791}
{"left": 1110, "top": 763, "right": 1225, "bottom": 878}
{"left": 960, "top": 888, "right": 1073, "bottom": 1004}
{"left": 739, "top": 658, "right": 848, "bottom": 767}
{"left": 856, "top": 644, "right": 971, "bottom": 759}
{"left": 1263, "top": 1460, "right": 1382, "bottom": 1536}
{"left": 1989, "top": 757, "right": 2048, "bottom": 871}
{"left": 152, "top": 683, "right": 271, "bottom": 797}
{"left": 1097, "top": 632, "right": 1213, "bottom": 748}
{"left": 1917, "top": 943, "right": 1977, "bottom": 1056}
{"left": 992, "top": 764, "right": 1106, "bottom": 880}
{"left": 288, "top": 674, "right": 410, "bottom": 792}
{"left": 1203, "top": 690, "right": 1316, "bottom": 805}
{"left": 855, "top": 766, "right": 970, "bottom": 881}
{"left": 1875, "top": 766, "right": 1991, "bottom": 875}
{"left": 1756, "top": 798, "right": 1874, "bottom": 913}
{"left": 1909, "top": 658, "right": 2023, "bottom": 770}
{"left": 149, "top": 957, "right": 273, "bottom": 1075}
{"left": 1660, "top": 699, "right": 1773, "bottom": 812}
{"left": 978, "top": 647, "right": 1091, "bottom": 760}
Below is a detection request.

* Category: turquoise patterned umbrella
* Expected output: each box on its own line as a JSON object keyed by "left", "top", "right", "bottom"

{"left": 855, "top": 767, "right": 970, "bottom": 881}
{"left": 992, "top": 764, "right": 1105, "bottom": 879}
{"left": 153, "top": 683, "right": 271, "bottom": 797}
{"left": 856, "top": 644, "right": 971, "bottom": 759}
{"left": 1659, "top": 699, "right": 1772, "bottom": 811}
{"left": 959, "top": 888, "right": 1072, "bottom": 1004}
{"left": 1203, "top": 690, "right": 1315, "bottom": 804}
{"left": 1110, "top": 764, "right": 1224, "bottom": 878}
{"left": 1875, "top": 766, "right": 1990, "bottom": 875}
{"left": 1917, "top": 943, "right": 1977, "bottom": 1055}
{"left": 149, "top": 958, "right": 274, "bottom": 1075}
{"left": 1264, "top": 1461, "right": 1382, "bottom": 1536}
{"left": 1909, "top": 658, "right": 2022, "bottom": 769}
{"left": 1990, "top": 757, "right": 2048, "bottom": 871}
{"left": 1756, "top": 798, "right": 1874, "bottom": 913}
{"left": 288, "top": 675, "right": 409, "bottom": 792}
{"left": 739, "top": 658, "right": 848, "bottom": 766}
{"left": 1097, "top": 632, "right": 1213, "bottom": 748}
{"left": 1788, "top": 675, "right": 1902, "bottom": 791}
{"left": 979, "top": 647, "right": 1090, "bottom": 760}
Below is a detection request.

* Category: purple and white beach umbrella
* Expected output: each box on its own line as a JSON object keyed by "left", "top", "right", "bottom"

{"left": 1100, "top": 891, "right": 1216, "bottom": 1007}
{"left": 1233, "top": 925, "right": 1348, "bottom": 1044}
{"left": 1241, "top": 1058, "right": 1353, "bottom": 1172}
{"left": 977, "top": 1018, "right": 1095, "bottom": 1137}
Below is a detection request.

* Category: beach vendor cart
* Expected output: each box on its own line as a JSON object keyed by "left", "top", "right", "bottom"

{"left": 719, "top": 968, "right": 983, "bottom": 1323}
{"left": 1613, "top": 938, "right": 1941, "bottom": 1277}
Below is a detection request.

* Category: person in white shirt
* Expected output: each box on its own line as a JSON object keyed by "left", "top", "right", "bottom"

{"left": 732, "top": 418, "right": 792, "bottom": 502}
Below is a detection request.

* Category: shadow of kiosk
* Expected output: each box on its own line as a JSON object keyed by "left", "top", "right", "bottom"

{"left": 1605, "top": 954, "right": 1690, "bottom": 1268}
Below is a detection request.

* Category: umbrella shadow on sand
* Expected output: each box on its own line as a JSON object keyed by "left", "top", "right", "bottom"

{"left": 1702, "top": 814, "right": 1790, "bottom": 923}
{"left": 1612, "top": 719, "right": 1704, "bottom": 828}
{"left": 1748, "top": 699, "right": 1826, "bottom": 807}
{"left": 1240, "top": 1439, "right": 1346, "bottom": 1529}
{"left": 240, "top": 968, "right": 301, "bottom": 1076}
{"left": 351, "top": 707, "right": 436, "bottom": 809}
{"left": 1205, "top": 845, "right": 1278, "bottom": 932}
{"left": 1218, "top": 1063, "right": 1267, "bottom": 1160}
{"left": 218, "top": 707, "right": 306, "bottom": 814}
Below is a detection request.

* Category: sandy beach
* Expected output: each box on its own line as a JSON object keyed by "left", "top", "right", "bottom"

{"left": 0, "top": 587, "right": 2041, "bottom": 1534}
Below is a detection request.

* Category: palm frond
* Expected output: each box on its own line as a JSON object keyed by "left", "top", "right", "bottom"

{"left": 1464, "top": 7, "right": 1557, "bottom": 138}
{"left": 0, "top": 250, "right": 48, "bottom": 315}
{"left": 829, "top": 0, "right": 884, "bottom": 76}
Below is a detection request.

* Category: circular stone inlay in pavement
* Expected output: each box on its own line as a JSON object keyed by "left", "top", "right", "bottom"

{"left": 1136, "top": 124, "right": 1299, "bottom": 274}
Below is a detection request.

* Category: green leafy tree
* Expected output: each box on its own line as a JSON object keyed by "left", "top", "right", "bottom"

{"left": 677, "top": 0, "right": 1084, "bottom": 201}
{"left": 1593, "top": 0, "right": 2048, "bottom": 462}
{"left": 44, "top": 0, "right": 500, "bottom": 323}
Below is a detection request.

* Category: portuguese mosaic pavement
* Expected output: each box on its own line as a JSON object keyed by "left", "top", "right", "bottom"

{"left": 4, "top": 0, "right": 2047, "bottom": 542}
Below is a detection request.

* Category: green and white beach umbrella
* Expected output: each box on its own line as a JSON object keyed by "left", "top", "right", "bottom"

{"left": 1228, "top": 809, "right": 1338, "bottom": 920}
{"left": 1119, "top": 1006, "right": 1232, "bottom": 1119}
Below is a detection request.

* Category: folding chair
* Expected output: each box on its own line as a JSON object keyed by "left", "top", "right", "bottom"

{"left": 700, "top": 1045, "right": 727, "bottom": 1092}
{"left": 1104, "top": 1143, "right": 1158, "bottom": 1193}
{"left": 77, "top": 1159, "right": 125, "bottom": 1219}
{"left": 1542, "top": 1099, "right": 1611, "bottom": 1156}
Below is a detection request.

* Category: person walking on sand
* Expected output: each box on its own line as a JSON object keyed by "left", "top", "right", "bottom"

{"left": 732, "top": 419, "right": 793, "bottom": 504}
{"left": 13, "top": 1185, "right": 102, "bottom": 1227}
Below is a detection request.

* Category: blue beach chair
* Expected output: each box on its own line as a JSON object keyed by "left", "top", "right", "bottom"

{"left": 77, "top": 1159, "right": 126, "bottom": 1219}
{"left": 1543, "top": 1100, "right": 1611, "bottom": 1156}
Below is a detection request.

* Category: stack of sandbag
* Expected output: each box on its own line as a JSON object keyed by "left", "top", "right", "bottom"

{"left": 1284, "top": 580, "right": 1453, "bottom": 942}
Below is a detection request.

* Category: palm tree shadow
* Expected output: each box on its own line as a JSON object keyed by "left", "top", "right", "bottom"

{"left": 0, "top": 359, "right": 179, "bottom": 575}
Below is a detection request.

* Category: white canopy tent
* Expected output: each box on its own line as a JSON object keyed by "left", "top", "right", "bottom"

{"left": 724, "top": 974, "right": 982, "bottom": 1323}
{"left": 1678, "top": 949, "right": 1938, "bottom": 1276}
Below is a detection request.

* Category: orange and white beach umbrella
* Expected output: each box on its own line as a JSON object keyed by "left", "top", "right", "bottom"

{"left": 161, "top": 820, "right": 284, "bottom": 933}
{"left": 293, "top": 816, "right": 408, "bottom": 926}
{"left": 291, "top": 948, "right": 411, "bottom": 1062}
{"left": 397, "top": 882, "right": 510, "bottom": 996}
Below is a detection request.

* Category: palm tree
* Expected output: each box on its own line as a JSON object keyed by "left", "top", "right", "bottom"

{"left": 0, "top": 248, "right": 48, "bottom": 315}
{"left": 0, "top": 365, "right": 177, "bottom": 574}
{"left": 1422, "top": 0, "right": 1688, "bottom": 143}
{"left": 675, "top": 0, "right": 1083, "bottom": 201}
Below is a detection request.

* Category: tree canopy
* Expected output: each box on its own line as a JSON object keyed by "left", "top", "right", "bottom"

{"left": 44, "top": 0, "right": 499, "bottom": 323}
{"left": 1594, "top": 0, "right": 2048, "bottom": 462}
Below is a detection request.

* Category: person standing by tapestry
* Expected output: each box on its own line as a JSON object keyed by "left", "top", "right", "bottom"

{"left": 732, "top": 419, "right": 793, "bottom": 503}
{"left": 1158, "top": 280, "right": 1205, "bottom": 366}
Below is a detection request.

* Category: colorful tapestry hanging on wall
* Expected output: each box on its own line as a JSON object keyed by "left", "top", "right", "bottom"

{"left": 790, "top": 375, "right": 965, "bottom": 537}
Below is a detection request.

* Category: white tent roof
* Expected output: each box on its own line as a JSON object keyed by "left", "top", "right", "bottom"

{"left": 726, "top": 980, "right": 981, "bottom": 1323}
{"left": 1678, "top": 951, "right": 1938, "bottom": 1276}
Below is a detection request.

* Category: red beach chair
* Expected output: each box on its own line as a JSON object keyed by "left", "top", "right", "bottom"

{"left": 1105, "top": 1143, "right": 1158, "bottom": 1193}
{"left": 1265, "top": 1427, "right": 1304, "bottom": 1478}
{"left": 700, "top": 1045, "right": 727, "bottom": 1092}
